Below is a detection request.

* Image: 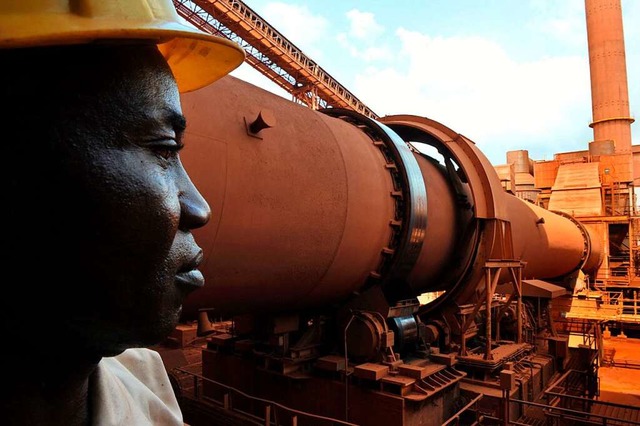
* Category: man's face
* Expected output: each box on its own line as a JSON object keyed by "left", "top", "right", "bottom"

{"left": 4, "top": 46, "right": 211, "bottom": 356}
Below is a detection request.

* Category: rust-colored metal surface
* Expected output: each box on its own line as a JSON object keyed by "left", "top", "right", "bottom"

{"left": 180, "top": 76, "right": 395, "bottom": 315}
{"left": 585, "top": 0, "right": 634, "bottom": 153}
{"left": 180, "top": 77, "right": 603, "bottom": 317}
{"left": 382, "top": 116, "right": 602, "bottom": 282}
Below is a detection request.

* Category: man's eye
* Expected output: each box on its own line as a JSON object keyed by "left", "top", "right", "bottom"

{"left": 156, "top": 148, "right": 175, "bottom": 160}
{"left": 150, "top": 141, "right": 184, "bottom": 161}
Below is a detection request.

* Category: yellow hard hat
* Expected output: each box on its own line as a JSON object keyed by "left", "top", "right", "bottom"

{"left": 0, "top": 0, "right": 246, "bottom": 92}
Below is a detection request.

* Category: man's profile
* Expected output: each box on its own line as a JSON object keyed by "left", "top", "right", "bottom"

{"left": 0, "top": 1, "right": 244, "bottom": 424}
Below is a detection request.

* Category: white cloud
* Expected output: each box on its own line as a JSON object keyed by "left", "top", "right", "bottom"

{"left": 260, "top": 2, "right": 328, "bottom": 59}
{"left": 337, "top": 32, "right": 393, "bottom": 62}
{"left": 360, "top": 46, "right": 393, "bottom": 62}
{"left": 535, "top": 17, "right": 586, "bottom": 47}
{"left": 346, "top": 9, "right": 384, "bottom": 40}
{"left": 524, "top": 0, "right": 587, "bottom": 54}
{"left": 337, "top": 9, "right": 390, "bottom": 63}
{"left": 354, "top": 28, "right": 592, "bottom": 163}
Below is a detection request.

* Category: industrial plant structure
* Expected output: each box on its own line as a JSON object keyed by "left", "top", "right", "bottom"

{"left": 159, "top": 0, "right": 639, "bottom": 424}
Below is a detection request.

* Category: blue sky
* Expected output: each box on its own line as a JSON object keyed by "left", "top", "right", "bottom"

{"left": 229, "top": 0, "right": 640, "bottom": 165}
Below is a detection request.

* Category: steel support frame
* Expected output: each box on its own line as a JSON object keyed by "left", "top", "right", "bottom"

{"left": 173, "top": 0, "right": 376, "bottom": 118}
{"left": 459, "top": 260, "right": 524, "bottom": 359}
{"left": 482, "top": 260, "right": 524, "bottom": 360}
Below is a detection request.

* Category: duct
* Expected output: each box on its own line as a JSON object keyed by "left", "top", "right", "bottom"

{"left": 548, "top": 163, "right": 603, "bottom": 217}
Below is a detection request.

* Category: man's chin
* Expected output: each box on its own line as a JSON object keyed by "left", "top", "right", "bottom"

{"left": 138, "top": 308, "right": 183, "bottom": 346}
{"left": 90, "top": 315, "right": 182, "bottom": 357}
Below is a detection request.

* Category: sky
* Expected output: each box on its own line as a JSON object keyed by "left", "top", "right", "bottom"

{"left": 227, "top": 0, "right": 639, "bottom": 165}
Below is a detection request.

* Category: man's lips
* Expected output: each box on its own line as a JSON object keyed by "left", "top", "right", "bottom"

{"left": 175, "top": 269, "right": 205, "bottom": 289}
{"left": 176, "top": 250, "right": 205, "bottom": 289}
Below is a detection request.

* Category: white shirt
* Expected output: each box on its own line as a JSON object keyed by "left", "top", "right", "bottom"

{"left": 91, "top": 348, "right": 183, "bottom": 425}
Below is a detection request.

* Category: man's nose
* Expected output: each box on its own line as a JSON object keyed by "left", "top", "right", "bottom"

{"left": 178, "top": 167, "right": 211, "bottom": 230}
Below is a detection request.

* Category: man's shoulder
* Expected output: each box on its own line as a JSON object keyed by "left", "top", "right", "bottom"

{"left": 109, "top": 348, "right": 167, "bottom": 384}
{"left": 94, "top": 348, "right": 183, "bottom": 425}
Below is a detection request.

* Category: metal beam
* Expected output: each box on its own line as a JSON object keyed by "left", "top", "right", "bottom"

{"left": 174, "top": 0, "right": 378, "bottom": 118}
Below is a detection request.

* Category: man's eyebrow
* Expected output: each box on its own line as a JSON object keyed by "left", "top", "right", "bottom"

{"left": 135, "top": 110, "right": 187, "bottom": 137}
{"left": 166, "top": 111, "right": 187, "bottom": 132}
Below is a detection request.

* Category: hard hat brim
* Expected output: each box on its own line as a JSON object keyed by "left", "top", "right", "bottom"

{"left": 0, "top": 18, "right": 245, "bottom": 93}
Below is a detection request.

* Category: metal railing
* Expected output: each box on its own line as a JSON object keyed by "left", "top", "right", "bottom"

{"left": 545, "top": 369, "right": 596, "bottom": 402}
{"left": 584, "top": 288, "right": 640, "bottom": 319}
{"left": 176, "top": 367, "right": 357, "bottom": 426}
{"left": 485, "top": 397, "right": 640, "bottom": 426}
{"left": 442, "top": 394, "right": 484, "bottom": 425}
{"left": 546, "top": 391, "right": 640, "bottom": 423}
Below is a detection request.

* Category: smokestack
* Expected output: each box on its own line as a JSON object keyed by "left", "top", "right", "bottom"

{"left": 585, "top": 0, "right": 634, "bottom": 154}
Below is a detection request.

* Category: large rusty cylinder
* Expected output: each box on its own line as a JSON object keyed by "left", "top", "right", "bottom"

{"left": 504, "top": 197, "right": 598, "bottom": 279}
{"left": 384, "top": 117, "right": 603, "bottom": 310}
{"left": 181, "top": 76, "right": 394, "bottom": 315}
{"left": 180, "top": 77, "right": 602, "bottom": 316}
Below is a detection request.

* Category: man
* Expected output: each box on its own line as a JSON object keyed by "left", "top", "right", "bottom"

{"left": 0, "top": 1, "right": 244, "bottom": 424}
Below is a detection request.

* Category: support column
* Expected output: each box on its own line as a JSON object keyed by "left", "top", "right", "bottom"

{"left": 486, "top": 267, "right": 494, "bottom": 361}
{"left": 516, "top": 267, "right": 523, "bottom": 343}
{"left": 585, "top": 0, "right": 634, "bottom": 154}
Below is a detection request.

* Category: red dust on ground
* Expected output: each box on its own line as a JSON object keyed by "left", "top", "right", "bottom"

{"left": 598, "top": 336, "right": 640, "bottom": 405}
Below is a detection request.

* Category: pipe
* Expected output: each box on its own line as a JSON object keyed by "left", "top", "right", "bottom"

{"left": 180, "top": 76, "right": 602, "bottom": 316}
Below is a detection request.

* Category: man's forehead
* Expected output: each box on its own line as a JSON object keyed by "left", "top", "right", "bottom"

{"left": 107, "top": 71, "right": 182, "bottom": 125}
{"left": 3, "top": 44, "right": 178, "bottom": 106}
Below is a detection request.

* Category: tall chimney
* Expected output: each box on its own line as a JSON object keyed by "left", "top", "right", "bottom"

{"left": 585, "top": 0, "right": 634, "bottom": 154}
